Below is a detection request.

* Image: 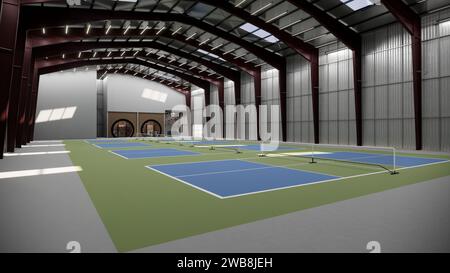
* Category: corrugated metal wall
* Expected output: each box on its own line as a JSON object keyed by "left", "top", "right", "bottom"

{"left": 359, "top": 9, "right": 450, "bottom": 152}
{"left": 261, "top": 67, "right": 282, "bottom": 140}
{"left": 318, "top": 43, "right": 356, "bottom": 145}
{"left": 422, "top": 9, "right": 450, "bottom": 152}
{"left": 286, "top": 55, "right": 314, "bottom": 143}
{"left": 361, "top": 23, "right": 415, "bottom": 149}
{"left": 188, "top": 9, "right": 450, "bottom": 151}
{"left": 224, "top": 80, "right": 236, "bottom": 139}
{"left": 240, "top": 72, "right": 257, "bottom": 140}
{"left": 208, "top": 84, "right": 222, "bottom": 137}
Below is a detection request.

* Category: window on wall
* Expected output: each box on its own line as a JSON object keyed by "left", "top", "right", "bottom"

{"left": 111, "top": 119, "right": 134, "bottom": 138}
{"left": 141, "top": 119, "right": 162, "bottom": 137}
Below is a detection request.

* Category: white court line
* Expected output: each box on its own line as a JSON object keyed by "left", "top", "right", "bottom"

{"left": 0, "top": 166, "right": 82, "bottom": 180}
{"left": 108, "top": 150, "right": 207, "bottom": 160}
{"left": 146, "top": 159, "right": 450, "bottom": 199}
{"left": 108, "top": 150, "right": 131, "bottom": 160}
{"left": 3, "top": 151, "right": 70, "bottom": 157}
{"left": 221, "top": 160, "right": 450, "bottom": 199}
{"left": 176, "top": 161, "right": 316, "bottom": 178}
{"left": 23, "top": 144, "right": 65, "bottom": 148}
{"left": 146, "top": 166, "right": 224, "bottom": 199}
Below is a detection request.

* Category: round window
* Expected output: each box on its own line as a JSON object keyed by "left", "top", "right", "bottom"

{"left": 111, "top": 119, "right": 134, "bottom": 138}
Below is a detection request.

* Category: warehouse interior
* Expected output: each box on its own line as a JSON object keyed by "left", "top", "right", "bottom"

{"left": 0, "top": 0, "right": 449, "bottom": 253}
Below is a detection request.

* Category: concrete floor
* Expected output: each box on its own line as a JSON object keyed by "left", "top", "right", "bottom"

{"left": 1, "top": 141, "right": 449, "bottom": 253}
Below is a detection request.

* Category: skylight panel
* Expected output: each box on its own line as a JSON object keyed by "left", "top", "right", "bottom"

{"left": 340, "top": 0, "right": 374, "bottom": 11}
{"left": 239, "top": 23, "right": 279, "bottom": 43}
{"left": 240, "top": 23, "right": 259, "bottom": 33}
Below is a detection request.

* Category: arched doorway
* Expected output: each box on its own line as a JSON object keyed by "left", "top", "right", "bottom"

{"left": 111, "top": 119, "right": 134, "bottom": 138}
{"left": 141, "top": 119, "right": 162, "bottom": 137}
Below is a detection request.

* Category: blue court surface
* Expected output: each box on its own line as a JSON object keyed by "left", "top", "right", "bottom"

{"left": 148, "top": 160, "right": 339, "bottom": 198}
{"left": 112, "top": 148, "right": 200, "bottom": 159}
{"left": 305, "top": 152, "right": 447, "bottom": 167}
{"left": 95, "top": 143, "right": 151, "bottom": 149}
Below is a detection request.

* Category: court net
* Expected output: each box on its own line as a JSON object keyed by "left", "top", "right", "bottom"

{"left": 257, "top": 143, "right": 399, "bottom": 175}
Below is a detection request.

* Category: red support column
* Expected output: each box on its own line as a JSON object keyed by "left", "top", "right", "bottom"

{"left": 27, "top": 69, "right": 39, "bottom": 142}
{"left": 185, "top": 91, "right": 191, "bottom": 109}
{"left": 23, "top": 57, "right": 36, "bottom": 144}
{"left": 16, "top": 42, "right": 32, "bottom": 146}
{"left": 311, "top": 53, "right": 320, "bottom": 144}
{"left": 217, "top": 79, "right": 225, "bottom": 139}
{"left": 7, "top": 20, "right": 25, "bottom": 152}
{"left": 0, "top": 0, "right": 20, "bottom": 158}
{"left": 412, "top": 26, "right": 422, "bottom": 150}
{"left": 234, "top": 77, "right": 241, "bottom": 106}
{"left": 253, "top": 68, "right": 262, "bottom": 140}
{"left": 279, "top": 63, "right": 287, "bottom": 142}
{"left": 353, "top": 49, "right": 363, "bottom": 146}
{"left": 204, "top": 85, "right": 211, "bottom": 107}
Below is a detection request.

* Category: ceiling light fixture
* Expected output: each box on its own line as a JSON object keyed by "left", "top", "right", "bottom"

{"left": 280, "top": 19, "right": 302, "bottom": 30}
{"left": 156, "top": 26, "right": 166, "bottom": 35}
{"left": 199, "top": 38, "right": 210, "bottom": 46}
{"left": 251, "top": 3, "right": 272, "bottom": 16}
{"left": 266, "top": 11, "right": 288, "bottom": 23}
{"left": 235, "top": 0, "right": 247, "bottom": 8}
{"left": 223, "top": 48, "right": 236, "bottom": 55}
{"left": 140, "top": 26, "right": 148, "bottom": 35}
{"left": 123, "top": 25, "right": 130, "bottom": 35}
{"left": 186, "top": 32, "right": 197, "bottom": 41}
{"left": 172, "top": 27, "right": 182, "bottom": 35}
{"left": 211, "top": 43, "right": 223, "bottom": 50}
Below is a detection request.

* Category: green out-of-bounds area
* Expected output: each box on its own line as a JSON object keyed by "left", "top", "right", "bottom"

{"left": 65, "top": 140, "right": 450, "bottom": 252}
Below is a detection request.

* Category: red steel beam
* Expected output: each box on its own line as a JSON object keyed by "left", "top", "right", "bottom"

{"left": 0, "top": 0, "right": 20, "bottom": 158}
{"left": 254, "top": 67, "right": 262, "bottom": 140}
{"left": 15, "top": 38, "right": 32, "bottom": 147}
{"left": 96, "top": 69, "right": 190, "bottom": 95}
{"left": 36, "top": 50, "right": 222, "bottom": 87}
{"left": 199, "top": 0, "right": 317, "bottom": 61}
{"left": 381, "top": 0, "right": 422, "bottom": 150}
{"left": 6, "top": 17, "right": 25, "bottom": 152}
{"left": 287, "top": 0, "right": 361, "bottom": 50}
{"left": 27, "top": 27, "right": 258, "bottom": 76}
{"left": 26, "top": 67, "right": 39, "bottom": 143}
{"left": 36, "top": 58, "right": 212, "bottom": 92}
{"left": 32, "top": 41, "right": 241, "bottom": 84}
{"left": 20, "top": 5, "right": 284, "bottom": 71}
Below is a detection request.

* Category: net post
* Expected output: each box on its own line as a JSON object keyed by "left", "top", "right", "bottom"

{"left": 390, "top": 147, "right": 399, "bottom": 175}
{"left": 310, "top": 143, "right": 316, "bottom": 164}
